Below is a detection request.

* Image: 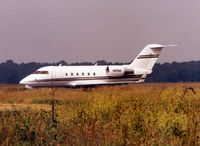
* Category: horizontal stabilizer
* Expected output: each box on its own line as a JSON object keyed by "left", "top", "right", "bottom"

{"left": 148, "top": 44, "right": 178, "bottom": 50}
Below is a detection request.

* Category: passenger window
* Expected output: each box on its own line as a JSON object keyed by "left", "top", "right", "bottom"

{"left": 77, "top": 73, "right": 79, "bottom": 76}
{"left": 82, "top": 73, "right": 84, "bottom": 76}
{"left": 93, "top": 73, "right": 96, "bottom": 76}
{"left": 88, "top": 73, "right": 90, "bottom": 76}
{"left": 71, "top": 73, "right": 73, "bottom": 76}
{"left": 66, "top": 73, "right": 68, "bottom": 76}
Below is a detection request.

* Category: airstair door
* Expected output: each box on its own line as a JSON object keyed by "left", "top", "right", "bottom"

{"left": 50, "top": 67, "right": 63, "bottom": 86}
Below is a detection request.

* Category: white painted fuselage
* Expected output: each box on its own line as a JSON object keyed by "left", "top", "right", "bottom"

{"left": 19, "top": 44, "right": 176, "bottom": 88}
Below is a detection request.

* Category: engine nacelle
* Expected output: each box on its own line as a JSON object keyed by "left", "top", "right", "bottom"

{"left": 106, "top": 66, "right": 125, "bottom": 77}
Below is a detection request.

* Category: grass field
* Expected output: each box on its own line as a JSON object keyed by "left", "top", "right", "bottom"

{"left": 0, "top": 83, "right": 200, "bottom": 145}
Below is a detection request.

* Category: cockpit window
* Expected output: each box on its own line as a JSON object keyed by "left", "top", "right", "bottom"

{"left": 33, "top": 71, "right": 49, "bottom": 74}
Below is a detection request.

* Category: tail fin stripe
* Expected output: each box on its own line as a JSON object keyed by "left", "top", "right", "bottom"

{"left": 137, "top": 54, "right": 160, "bottom": 59}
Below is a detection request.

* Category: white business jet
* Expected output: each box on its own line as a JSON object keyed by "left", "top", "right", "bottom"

{"left": 20, "top": 44, "right": 175, "bottom": 89}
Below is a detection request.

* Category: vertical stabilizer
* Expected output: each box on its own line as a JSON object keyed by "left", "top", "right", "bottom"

{"left": 130, "top": 44, "right": 176, "bottom": 70}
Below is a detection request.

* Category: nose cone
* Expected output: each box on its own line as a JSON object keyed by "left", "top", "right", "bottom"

{"left": 19, "top": 78, "right": 25, "bottom": 84}
{"left": 19, "top": 78, "right": 27, "bottom": 84}
{"left": 19, "top": 76, "right": 32, "bottom": 85}
{"left": 19, "top": 76, "right": 35, "bottom": 89}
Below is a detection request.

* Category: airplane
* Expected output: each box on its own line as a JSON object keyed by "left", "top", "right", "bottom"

{"left": 19, "top": 44, "right": 176, "bottom": 89}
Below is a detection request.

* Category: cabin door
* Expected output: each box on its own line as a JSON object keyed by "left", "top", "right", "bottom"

{"left": 51, "top": 67, "right": 63, "bottom": 80}
{"left": 50, "top": 67, "right": 62, "bottom": 86}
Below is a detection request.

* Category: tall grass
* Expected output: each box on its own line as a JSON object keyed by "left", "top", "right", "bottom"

{"left": 0, "top": 83, "right": 199, "bottom": 145}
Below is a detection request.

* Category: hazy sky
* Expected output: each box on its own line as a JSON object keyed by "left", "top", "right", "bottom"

{"left": 0, "top": 0, "right": 199, "bottom": 63}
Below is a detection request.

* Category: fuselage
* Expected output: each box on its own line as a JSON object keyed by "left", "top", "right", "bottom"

{"left": 20, "top": 65, "right": 150, "bottom": 88}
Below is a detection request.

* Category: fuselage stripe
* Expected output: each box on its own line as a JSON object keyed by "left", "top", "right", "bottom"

{"left": 31, "top": 75, "right": 145, "bottom": 83}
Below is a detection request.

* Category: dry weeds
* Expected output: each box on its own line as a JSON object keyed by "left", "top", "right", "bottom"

{"left": 0, "top": 83, "right": 199, "bottom": 145}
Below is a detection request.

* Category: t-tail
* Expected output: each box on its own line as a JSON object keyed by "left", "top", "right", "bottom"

{"left": 125, "top": 44, "right": 177, "bottom": 82}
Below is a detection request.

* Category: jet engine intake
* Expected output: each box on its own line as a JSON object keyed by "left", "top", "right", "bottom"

{"left": 106, "top": 66, "right": 125, "bottom": 77}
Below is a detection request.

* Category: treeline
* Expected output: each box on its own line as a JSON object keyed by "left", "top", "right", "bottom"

{"left": 146, "top": 61, "right": 200, "bottom": 82}
{"left": 1, "top": 60, "right": 200, "bottom": 84}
